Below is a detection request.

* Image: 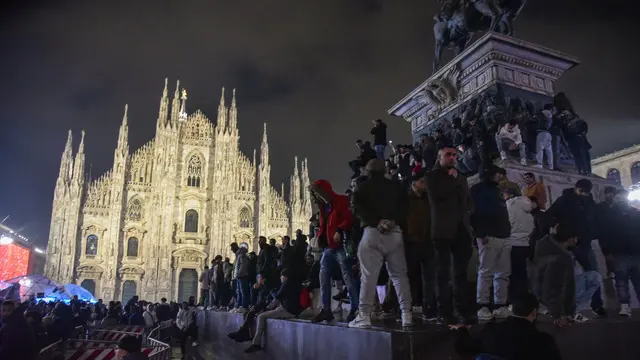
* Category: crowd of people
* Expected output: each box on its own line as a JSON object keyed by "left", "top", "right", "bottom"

{"left": 0, "top": 110, "right": 633, "bottom": 360}
{"left": 0, "top": 292, "right": 205, "bottom": 359}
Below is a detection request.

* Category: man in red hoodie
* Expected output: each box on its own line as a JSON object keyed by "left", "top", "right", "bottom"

{"left": 309, "top": 179, "right": 359, "bottom": 323}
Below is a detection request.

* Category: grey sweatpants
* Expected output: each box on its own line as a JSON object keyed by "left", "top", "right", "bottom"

{"left": 476, "top": 237, "right": 511, "bottom": 305}
{"left": 358, "top": 226, "right": 412, "bottom": 315}
{"left": 252, "top": 305, "right": 295, "bottom": 346}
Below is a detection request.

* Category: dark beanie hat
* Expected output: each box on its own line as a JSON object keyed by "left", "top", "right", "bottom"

{"left": 575, "top": 179, "right": 593, "bottom": 192}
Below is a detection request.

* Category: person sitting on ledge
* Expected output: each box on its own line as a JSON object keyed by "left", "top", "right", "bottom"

{"left": 227, "top": 272, "right": 273, "bottom": 343}
{"left": 244, "top": 268, "right": 303, "bottom": 353}
{"left": 495, "top": 119, "right": 527, "bottom": 166}
{"left": 451, "top": 292, "right": 562, "bottom": 360}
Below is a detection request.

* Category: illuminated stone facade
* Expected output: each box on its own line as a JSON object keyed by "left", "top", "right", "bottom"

{"left": 591, "top": 144, "right": 640, "bottom": 188}
{"left": 45, "top": 80, "right": 312, "bottom": 302}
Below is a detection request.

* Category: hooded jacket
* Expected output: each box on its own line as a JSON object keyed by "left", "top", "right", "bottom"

{"left": 470, "top": 179, "right": 511, "bottom": 239}
{"left": 597, "top": 203, "right": 640, "bottom": 256}
{"left": 532, "top": 234, "right": 576, "bottom": 319}
{"left": 506, "top": 196, "right": 535, "bottom": 247}
{"left": 546, "top": 188, "right": 596, "bottom": 245}
{"left": 353, "top": 172, "right": 408, "bottom": 229}
{"left": 234, "top": 247, "right": 249, "bottom": 279}
{"left": 314, "top": 180, "right": 354, "bottom": 249}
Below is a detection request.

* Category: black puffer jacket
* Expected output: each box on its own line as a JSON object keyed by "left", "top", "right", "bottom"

{"left": 546, "top": 188, "right": 596, "bottom": 244}
{"left": 470, "top": 179, "right": 511, "bottom": 239}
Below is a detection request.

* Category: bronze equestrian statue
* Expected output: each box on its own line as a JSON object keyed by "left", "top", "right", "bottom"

{"left": 433, "top": 0, "right": 527, "bottom": 72}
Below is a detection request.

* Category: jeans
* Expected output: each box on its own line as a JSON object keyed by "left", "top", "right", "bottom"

{"left": 495, "top": 135, "right": 526, "bottom": 160}
{"left": 509, "top": 246, "right": 530, "bottom": 303}
{"left": 358, "top": 226, "right": 412, "bottom": 315}
{"left": 573, "top": 246, "right": 603, "bottom": 309}
{"left": 535, "top": 131, "right": 553, "bottom": 169}
{"left": 476, "top": 237, "right": 511, "bottom": 305}
{"left": 320, "top": 247, "right": 359, "bottom": 311}
{"left": 405, "top": 242, "right": 436, "bottom": 310}
{"left": 575, "top": 271, "right": 602, "bottom": 311}
{"left": 236, "top": 278, "right": 250, "bottom": 309}
{"left": 433, "top": 226, "right": 473, "bottom": 315}
{"left": 612, "top": 254, "right": 640, "bottom": 305}
{"left": 252, "top": 306, "right": 295, "bottom": 346}
{"left": 374, "top": 144, "right": 386, "bottom": 160}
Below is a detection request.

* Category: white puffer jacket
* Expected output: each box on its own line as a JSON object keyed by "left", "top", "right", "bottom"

{"left": 505, "top": 196, "right": 535, "bottom": 247}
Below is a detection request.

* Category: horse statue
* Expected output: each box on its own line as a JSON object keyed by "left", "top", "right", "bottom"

{"left": 432, "top": 0, "right": 527, "bottom": 72}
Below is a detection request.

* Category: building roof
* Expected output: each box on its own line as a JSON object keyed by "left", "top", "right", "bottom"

{"left": 591, "top": 144, "right": 640, "bottom": 166}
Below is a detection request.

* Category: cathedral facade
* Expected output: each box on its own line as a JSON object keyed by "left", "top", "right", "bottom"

{"left": 44, "top": 79, "right": 313, "bottom": 302}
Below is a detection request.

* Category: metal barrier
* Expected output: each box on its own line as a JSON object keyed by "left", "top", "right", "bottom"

{"left": 37, "top": 324, "right": 171, "bottom": 360}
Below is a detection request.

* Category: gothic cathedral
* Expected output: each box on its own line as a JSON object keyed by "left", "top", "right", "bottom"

{"left": 45, "top": 79, "right": 313, "bottom": 302}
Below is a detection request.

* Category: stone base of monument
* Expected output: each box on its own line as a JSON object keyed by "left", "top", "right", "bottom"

{"left": 194, "top": 308, "right": 640, "bottom": 360}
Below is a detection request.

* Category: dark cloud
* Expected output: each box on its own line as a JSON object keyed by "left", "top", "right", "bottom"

{"left": 0, "top": 0, "right": 638, "bottom": 244}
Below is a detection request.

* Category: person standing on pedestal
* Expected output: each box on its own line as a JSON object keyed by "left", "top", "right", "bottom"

{"left": 404, "top": 170, "right": 438, "bottom": 321}
{"left": 370, "top": 119, "right": 387, "bottom": 160}
{"left": 535, "top": 104, "right": 554, "bottom": 170}
{"left": 349, "top": 159, "right": 413, "bottom": 329}
{"left": 426, "top": 148, "right": 474, "bottom": 325}
{"left": 309, "top": 179, "right": 359, "bottom": 323}
{"left": 470, "top": 165, "right": 512, "bottom": 321}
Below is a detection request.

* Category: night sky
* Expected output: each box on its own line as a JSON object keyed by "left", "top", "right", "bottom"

{"left": 0, "top": 1, "right": 638, "bottom": 245}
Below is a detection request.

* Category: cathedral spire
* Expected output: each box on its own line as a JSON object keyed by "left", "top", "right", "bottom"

{"left": 116, "top": 104, "right": 129, "bottom": 156}
{"left": 228, "top": 88, "right": 237, "bottom": 132}
{"left": 260, "top": 123, "right": 269, "bottom": 167}
{"left": 58, "top": 130, "right": 73, "bottom": 181}
{"left": 156, "top": 78, "right": 169, "bottom": 128}
{"left": 170, "top": 80, "right": 181, "bottom": 126}
{"left": 217, "top": 87, "right": 227, "bottom": 132}
{"left": 73, "top": 130, "right": 86, "bottom": 185}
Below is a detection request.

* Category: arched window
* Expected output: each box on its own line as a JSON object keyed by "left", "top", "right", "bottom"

{"left": 80, "top": 279, "right": 96, "bottom": 296}
{"left": 186, "top": 155, "right": 203, "bottom": 187}
{"left": 632, "top": 162, "right": 640, "bottom": 185}
{"left": 127, "top": 237, "right": 139, "bottom": 257}
{"left": 185, "top": 210, "right": 199, "bottom": 233}
{"left": 239, "top": 207, "right": 252, "bottom": 228}
{"left": 607, "top": 169, "right": 621, "bottom": 185}
{"left": 127, "top": 198, "right": 143, "bottom": 221}
{"left": 86, "top": 235, "right": 98, "bottom": 256}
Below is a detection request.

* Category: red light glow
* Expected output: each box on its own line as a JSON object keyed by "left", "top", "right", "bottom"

{"left": 0, "top": 243, "right": 30, "bottom": 281}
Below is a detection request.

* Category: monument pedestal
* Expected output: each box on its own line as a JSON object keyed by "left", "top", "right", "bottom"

{"left": 389, "top": 31, "right": 579, "bottom": 140}
{"left": 388, "top": 32, "right": 626, "bottom": 307}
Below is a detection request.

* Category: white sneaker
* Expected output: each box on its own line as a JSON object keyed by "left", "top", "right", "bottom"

{"left": 619, "top": 304, "right": 632, "bottom": 317}
{"left": 348, "top": 313, "right": 372, "bottom": 328}
{"left": 477, "top": 306, "right": 493, "bottom": 321}
{"left": 192, "top": 341, "right": 199, "bottom": 347}
{"left": 520, "top": 158, "right": 527, "bottom": 166}
{"left": 538, "top": 305, "right": 549, "bottom": 315}
{"left": 237, "top": 307, "right": 248, "bottom": 314}
{"left": 493, "top": 306, "right": 510, "bottom": 319}
{"left": 229, "top": 308, "right": 238, "bottom": 313}
{"left": 401, "top": 312, "right": 413, "bottom": 327}
{"left": 500, "top": 151, "right": 507, "bottom": 161}
{"left": 569, "top": 312, "right": 589, "bottom": 323}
